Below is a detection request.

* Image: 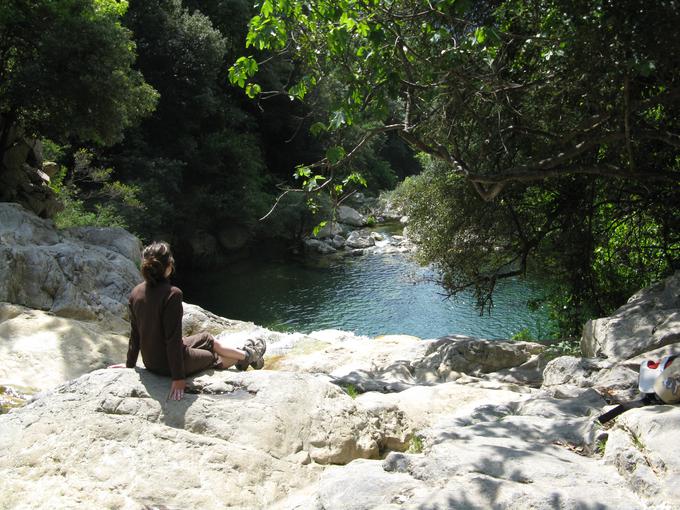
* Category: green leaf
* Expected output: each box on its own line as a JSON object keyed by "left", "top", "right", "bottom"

{"left": 343, "top": 172, "right": 367, "bottom": 188}
{"left": 326, "top": 146, "right": 346, "bottom": 164}
{"left": 288, "top": 81, "right": 307, "bottom": 100}
{"left": 339, "top": 12, "right": 356, "bottom": 30}
{"left": 245, "top": 83, "right": 261, "bottom": 98}
{"left": 294, "top": 165, "right": 311, "bottom": 179}
{"left": 329, "top": 110, "right": 346, "bottom": 129}
{"left": 313, "top": 221, "right": 328, "bottom": 236}
{"left": 305, "top": 175, "right": 325, "bottom": 191}
{"left": 309, "top": 122, "right": 327, "bottom": 136}
{"left": 474, "top": 27, "right": 487, "bottom": 45}
{"left": 229, "top": 56, "right": 259, "bottom": 87}
{"left": 261, "top": 0, "right": 273, "bottom": 17}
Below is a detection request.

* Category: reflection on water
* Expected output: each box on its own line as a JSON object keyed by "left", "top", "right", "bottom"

{"left": 183, "top": 252, "right": 551, "bottom": 340}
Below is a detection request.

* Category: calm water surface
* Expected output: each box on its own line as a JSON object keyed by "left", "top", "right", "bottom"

{"left": 183, "top": 248, "right": 551, "bottom": 340}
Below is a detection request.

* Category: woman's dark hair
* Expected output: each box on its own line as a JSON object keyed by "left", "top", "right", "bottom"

{"left": 141, "top": 241, "right": 175, "bottom": 285}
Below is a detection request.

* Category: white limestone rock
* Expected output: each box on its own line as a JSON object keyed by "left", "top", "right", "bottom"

{"left": 0, "top": 303, "right": 128, "bottom": 391}
{"left": 581, "top": 271, "right": 680, "bottom": 361}
{"left": 337, "top": 205, "right": 366, "bottom": 227}
{"left": 411, "top": 336, "right": 545, "bottom": 383}
{"left": 0, "top": 368, "right": 393, "bottom": 509}
{"left": 604, "top": 405, "right": 680, "bottom": 508}
{"left": 0, "top": 202, "right": 141, "bottom": 322}
{"left": 345, "top": 230, "right": 375, "bottom": 249}
{"left": 542, "top": 355, "right": 639, "bottom": 401}
{"left": 276, "top": 387, "right": 642, "bottom": 510}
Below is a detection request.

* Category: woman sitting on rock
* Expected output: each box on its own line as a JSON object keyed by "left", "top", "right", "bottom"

{"left": 110, "top": 241, "right": 265, "bottom": 400}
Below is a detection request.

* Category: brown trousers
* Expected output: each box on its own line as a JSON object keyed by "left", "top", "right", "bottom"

{"left": 183, "top": 332, "right": 221, "bottom": 376}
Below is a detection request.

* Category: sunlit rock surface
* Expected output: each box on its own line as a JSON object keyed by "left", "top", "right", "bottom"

{"left": 0, "top": 303, "right": 128, "bottom": 391}
{"left": 581, "top": 270, "right": 680, "bottom": 361}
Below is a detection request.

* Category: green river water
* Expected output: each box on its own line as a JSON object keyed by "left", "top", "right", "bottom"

{"left": 183, "top": 237, "right": 552, "bottom": 340}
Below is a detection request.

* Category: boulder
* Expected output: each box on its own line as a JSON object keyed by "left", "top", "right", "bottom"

{"left": 270, "top": 331, "right": 431, "bottom": 380}
{"left": 337, "top": 205, "right": 366, "bottom": 227}
{"left": 65, "top": 226, "right": 141, "bottom": 264}
{"left": 604, "top": 405, "right": 680, "bottom": 507}
{"left": 411, "top": 336, "right": 545, "bottom": 383}
{"left": 581, "top": 271, "right": 680, "bottom": 361}
{"left": 314, "top": 222, "right": 345, "bottom": 239}
{"left": 0, "top": 201, "right": 60, "bottom": 245}
{"left": 304, "top": 238, "right": 337, "bottom": 254}
{"left": 542, "top": 355, "right": 639, "bottom": 401}
{"left": 331, "top": 234, "right": 345, "bottom": 249}
{"left": 181, "top": 302, "right": 253, "bottom": 337}
{"left": 344, "top": 231, "right": 375, "bottom": 249}
{"left": 182, "top": 302, "right": 309, "bottom": 358}
{"left": 0, "top": 203, "right": 142, "bottom": 321}
{"left": 374, "top": 194, "right": 404, "bottom": 221}
{"left": 356, "top": 380, "right": 531, "bottom": 432}
{"left": 0, "top": 368, "right": 393, "bottom": 509}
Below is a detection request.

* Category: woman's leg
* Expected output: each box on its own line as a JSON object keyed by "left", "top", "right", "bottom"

{"left": 211, "top": 338, "right": 247, "bottom": 369}
{"left": 182, "top": 332, "right": 258, "bottom": 371}
{"left": 182, "top": 333, "right": 225, "bottom": 374}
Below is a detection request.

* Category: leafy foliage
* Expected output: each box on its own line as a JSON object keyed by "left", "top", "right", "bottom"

{"left": 49, "top": 149, "right": 141, "bottom": 229}
{"left": 233, "top": 0, "right": 680, "bottom": 335}
{"left": 0, "top": 0, "right": 157, "bottom": 146}
{"left": 100, "top": 0, "right": 274, "bottom": 243}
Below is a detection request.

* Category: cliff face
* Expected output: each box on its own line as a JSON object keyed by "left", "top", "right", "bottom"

{"left": 0, "top": 202, "right": 141, "bottom": 325}
{"left": 1, "top": 202, "right": 679, "bottom": 509}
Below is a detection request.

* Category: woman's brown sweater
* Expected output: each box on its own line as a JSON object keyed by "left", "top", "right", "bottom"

{"left": 126, "top": 280, "right": 186, "bottom": 380}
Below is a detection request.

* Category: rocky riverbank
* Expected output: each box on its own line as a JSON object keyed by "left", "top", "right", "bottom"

{"left": 302, "top": 202, "right": 414, "bottom": 257}
{"left": 1, "top": 202, "right": 679, "bottom": 509}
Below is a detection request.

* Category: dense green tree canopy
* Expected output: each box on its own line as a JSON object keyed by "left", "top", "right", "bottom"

{"left": 233, "top": 0, "right": 680, "bottom": 335}
{"left": 101, "top": 0, "right": 273, "bottom": 243}
{"left": 234, "top": 0, "right": 679, "bottom": 195}
{"left": 0, "top": 0, "right": 157, "bottom": 146}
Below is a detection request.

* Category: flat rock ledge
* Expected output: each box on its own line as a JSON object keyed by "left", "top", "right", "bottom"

{"left": 2, "top": 318, "right": 680, "bottom": 509}
{"left": 0, "top": 368, "right": 393, "bottom": 509}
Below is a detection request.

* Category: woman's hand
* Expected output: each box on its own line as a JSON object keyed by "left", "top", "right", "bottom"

{"left": 168, "top": 379, "right": 186, "bottom": 401}
{"left": 108, "top": 363, "right": 126, "bottom": 369}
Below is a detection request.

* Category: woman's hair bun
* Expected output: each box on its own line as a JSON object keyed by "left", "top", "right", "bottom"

{"left": 141, "top": 241, "right": 175, "bottom": 285}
